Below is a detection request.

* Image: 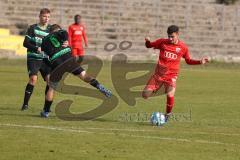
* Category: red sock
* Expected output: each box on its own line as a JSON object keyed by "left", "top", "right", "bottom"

{"left": 166, "top": 96, "right": 174, "bottom": 114}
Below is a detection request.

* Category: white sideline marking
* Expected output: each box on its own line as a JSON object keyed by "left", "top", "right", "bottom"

{"left": 0, "top": 123, "right": 92, "bottom": 134}
{"left": 1, "top": 123, "right": 240, "bottom": 137}
{"left": 0, "top": 123, "right": 239, "bottom": 146}
{"left": 182, "top": 131, "right": 240, "bottom": 137}
{"left": 69, "top": 127, "right": 240, "bottom": 137}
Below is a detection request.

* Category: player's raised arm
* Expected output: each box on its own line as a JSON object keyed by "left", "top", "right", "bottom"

{"left": 185, "top": 56, "right": 209, "bottom": 65}
{"left": 145, "top": 37, "right": 163, "bottom": 49}
{"left": 184, "top": 47, "right": 209, "bottom": 65}
{"left": 145, "top": 37, "right": 152, "bottom": 48}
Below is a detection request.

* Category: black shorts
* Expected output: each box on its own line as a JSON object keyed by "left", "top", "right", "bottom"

{"left": 50, "top": 53, "right": 84, "bottom": 83}
{"left": 27, "top": 59, "right": 51, "bottom": 80}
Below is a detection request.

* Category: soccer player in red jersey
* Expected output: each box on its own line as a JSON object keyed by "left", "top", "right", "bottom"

{"left": 68, "top": 14, "right": 88, "bottom": 62}
{"left": 142, "top": 25, "right": 209, "bottom": 121}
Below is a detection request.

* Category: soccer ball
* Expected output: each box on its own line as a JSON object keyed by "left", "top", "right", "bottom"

{"left": 150, "top": 112, "right": 166, "bottom": 126}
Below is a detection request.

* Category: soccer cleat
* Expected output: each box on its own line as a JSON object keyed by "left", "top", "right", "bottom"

{"left": 97, "top": 84, "right": 112, "bottom": 98}
{"left": 21, "top": 105, "right": 29, "bottom": 111}
{"left": 40, "top": 111, "right": 49, "bottom": 118}
{"left": 165, "top": 113, "right": 172, "bottom": 122}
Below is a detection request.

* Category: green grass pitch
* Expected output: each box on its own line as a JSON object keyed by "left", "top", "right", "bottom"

{"left": 0, "top": 59, "right": 240, "bottom": 160}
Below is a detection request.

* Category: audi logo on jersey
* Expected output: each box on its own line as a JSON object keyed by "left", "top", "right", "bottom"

{"left": 74, "top": 30, "right": 82, "bottom": 35}
{"left": 164, "top": 51, "right": 177, "bottom": 60}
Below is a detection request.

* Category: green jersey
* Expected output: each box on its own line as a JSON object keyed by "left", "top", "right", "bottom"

{"left": 23, "top": 24, "right": 50, "bottom": 60}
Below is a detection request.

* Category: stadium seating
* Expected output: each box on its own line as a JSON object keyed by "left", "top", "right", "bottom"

{"left": 0, "top": 0, "right": 239, "bottom": 61}
{"left": 0, "top": 28, "right": 26, "bottom": 56}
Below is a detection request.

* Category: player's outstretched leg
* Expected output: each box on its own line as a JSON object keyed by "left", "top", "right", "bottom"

{"left": 90, "top": 79, "right": 112, "bottom": 97}
{"left": 77, "top": 71, "right": 112, "bottom": 98}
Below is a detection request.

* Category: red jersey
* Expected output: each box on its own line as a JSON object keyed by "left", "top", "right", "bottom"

{"left": 147, "top": 38, "right": 201, "bottom": 76}
{"left": 68, "top": 23, "right": 88, "bottom": 49}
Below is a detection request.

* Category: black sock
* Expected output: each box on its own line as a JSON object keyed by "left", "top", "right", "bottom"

{"left": 43, "top": 100, "right": 53, "bottom": 112}
{"left": 45, "top": 85, "right": 49, "bottom": 95}
{"left": 23, "top": 83, "right": 34, "bottom": 106}
{"left": 89, "top": 79, "right": 100, "bottom": 89}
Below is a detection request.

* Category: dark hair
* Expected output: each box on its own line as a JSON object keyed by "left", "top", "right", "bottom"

{"left": 167, "top": 25, "right": 179, "bottom": 34}
{"left": 74, "top": 14, "right": 81, "bottom": 19}
{"left": 40, "top": 8, "right": 51, "bottom": 15}
{"left": 50, "top": 24, "right": 61, "bottom": 33}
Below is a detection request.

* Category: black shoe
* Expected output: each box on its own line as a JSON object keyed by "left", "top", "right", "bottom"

{"left": 21, "top": 105, "right": 29, "bottom": 111}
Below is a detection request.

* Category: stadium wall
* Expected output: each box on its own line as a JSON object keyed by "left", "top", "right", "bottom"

{"left": 0, "top": 0, "right": 240, "bottom": 62}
